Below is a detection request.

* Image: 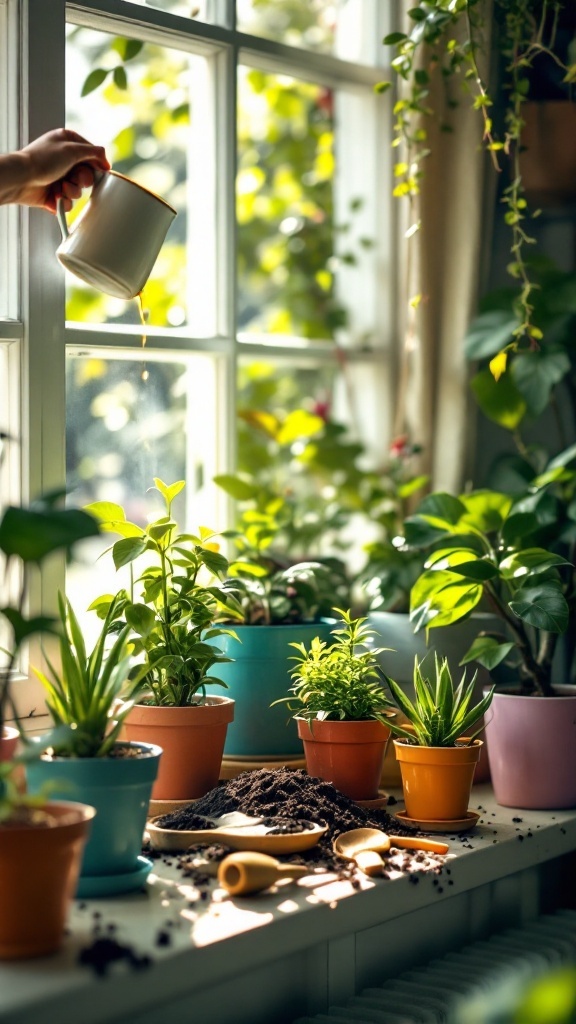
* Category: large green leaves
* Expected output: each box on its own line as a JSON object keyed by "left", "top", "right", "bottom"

{"left": 410, "top": 569, "right": 483, "bottom": 631}
{"left": 509, "top": 582, "right": 569, "bottom": 633}
{"left": 470, "top": 368, "right": 526, "bottom": 431}
{"left": 0, "top": 505, "right": 99, "bottom": 562}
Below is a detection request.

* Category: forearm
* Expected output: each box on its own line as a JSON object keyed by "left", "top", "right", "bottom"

{"left": 0, "top": 151, "right": 30, "bottom": 205}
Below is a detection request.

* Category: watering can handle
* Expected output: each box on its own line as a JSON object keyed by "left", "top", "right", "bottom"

{"left": 56, "top": 168, "right": 107, "bottom": 241}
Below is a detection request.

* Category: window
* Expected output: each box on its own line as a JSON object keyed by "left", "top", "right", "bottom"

{"left": 1, "top": 0, "right": 394, "bottom": 714}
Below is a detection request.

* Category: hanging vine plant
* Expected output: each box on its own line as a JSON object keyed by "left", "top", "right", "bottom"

{"left": 378, "top": 0, "right": 576, "bottom": 379}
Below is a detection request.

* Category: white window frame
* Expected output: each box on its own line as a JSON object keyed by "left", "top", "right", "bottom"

{"left": 3, "top": 0, "right": 396, "bottom": 719}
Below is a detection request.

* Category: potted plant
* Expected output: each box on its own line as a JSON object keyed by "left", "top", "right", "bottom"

{"left": 25, "top": 591, "right": 161, "bottom": 898}
{"left": 86, "top": 478, "right": 238, "bottom": 802}
{"left": 404, "top": 461, "right": 576, "bottom": 809}
{"left": 0, "top": 489, "right": 99, "bottom": 957}
{"left": 209, "top": 547, "right": 349, "bottom": 762}
{"left": 383, "top": 654, "right": 495, "bottom": 824}
{"left": 272, "top": 609, "right": 394, "bottom": 802}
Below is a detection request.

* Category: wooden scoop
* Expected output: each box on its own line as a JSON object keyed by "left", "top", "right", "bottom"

{"left": 333, "top": 827, "right": 449, "bottom": 875}
{"left": 218, "top": 851, "right": 311, "bottom": 896}
{"left": 147, "top": 812, "right": 328, "bottom": 855}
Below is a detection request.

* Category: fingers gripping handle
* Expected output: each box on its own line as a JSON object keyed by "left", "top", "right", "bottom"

{"left": 56, "top": 168, "right": 106, "bottom": 241}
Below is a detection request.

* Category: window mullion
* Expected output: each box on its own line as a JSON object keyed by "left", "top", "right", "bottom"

{"left": 213, "top": 37, "right": 237, "bottom": 529}
{"left": 20, "top": 0, "right": 67, "bottom": 715}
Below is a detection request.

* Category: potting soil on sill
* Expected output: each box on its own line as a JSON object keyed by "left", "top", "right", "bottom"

{"left": 153, "top": 769, "right": 437, "bottom": 876}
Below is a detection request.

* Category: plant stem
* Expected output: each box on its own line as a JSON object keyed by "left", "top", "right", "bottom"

{"left": 484, "top": 582, "right": 549, "bottom": 694}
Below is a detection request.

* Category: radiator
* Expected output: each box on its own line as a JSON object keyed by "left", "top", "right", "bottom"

{"left": 293, "top": 909, "right": 576, "bottom": 1024}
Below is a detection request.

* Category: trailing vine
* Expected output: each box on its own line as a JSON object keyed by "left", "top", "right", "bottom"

{"left": 378, "top": 0, "right": 575, "bottom": 378}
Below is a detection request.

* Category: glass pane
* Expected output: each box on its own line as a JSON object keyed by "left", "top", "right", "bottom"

{"left": 66, "top": 351, "right": 220, "bottom": 637}
{"left": 232, "top": 358, "right": 374, "bottom": 564}
{"left": 237, "top": 0, "right": 376, "bottom": 62}
{"left": 121, "top": 1, "right": 220, "bottom": 25}
{"left": 65, "top": 25, "right": 216, "bottom": 335}
{"left": 237, "top": 67, "right": 339, "bottom": 343}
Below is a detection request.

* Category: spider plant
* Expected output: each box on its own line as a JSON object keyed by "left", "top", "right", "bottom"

{"left": 33, "top": 592, "right": 147, "bottom": 758}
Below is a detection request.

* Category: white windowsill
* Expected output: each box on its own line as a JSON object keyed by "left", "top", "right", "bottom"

{"left": 1, "top": 784, "right": 575, "bottom": 1024}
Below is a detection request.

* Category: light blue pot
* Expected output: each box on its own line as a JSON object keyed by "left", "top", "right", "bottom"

{"left": 207, "top": 622, "right": 335, "bottom": 758}
{"left": 26, "top": 741, "right": 161, "bottom": 897}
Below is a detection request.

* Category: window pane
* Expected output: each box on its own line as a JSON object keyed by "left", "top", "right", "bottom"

{"left": 65, "top": 25, "right": 216, "bottom": 335}
{"left": 234, "top": 358, "right": 373, "bottom": 562}
{"left": 237, "top": 0, "right": 377, "bottom": 62}
{"left": 66, "top": 350, "right": 221, "bottom": 634}
{"left": 121, "top": 0, "right": 222, "bottom": 25}
{"left": 237, "top": 67, "right": 338, "bottom": 343}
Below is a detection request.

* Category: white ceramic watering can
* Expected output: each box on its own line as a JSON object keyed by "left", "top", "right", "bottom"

{"left": 56, "top": 169, "right": 176, "bottom": 300}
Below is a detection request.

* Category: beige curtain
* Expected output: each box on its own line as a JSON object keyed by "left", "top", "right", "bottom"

{"left": 393, "top": 3, "right": 493, "bottom": 493}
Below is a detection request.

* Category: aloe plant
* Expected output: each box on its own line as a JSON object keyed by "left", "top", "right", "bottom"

{"left": 383, "top": 654, "right": 494, "bottom": 748}
{"left": 33, "top": 593, "right": 146, "bottom": 758}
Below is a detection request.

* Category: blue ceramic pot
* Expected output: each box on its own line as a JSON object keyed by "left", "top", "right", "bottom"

{"left": 207, "top": 622, "right": 335, "bottom": 758}
{"left": 26, "top": 741, "right": 161, "bottom": 897}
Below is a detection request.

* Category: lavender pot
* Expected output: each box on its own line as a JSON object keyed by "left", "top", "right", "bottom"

{"left": 485, "top": 686, "right": 576, "bottom": 809}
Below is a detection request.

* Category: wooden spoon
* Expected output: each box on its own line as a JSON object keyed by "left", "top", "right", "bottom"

{"left": 333, "top": 827, "right": 449, "bottom": 874}
{"left": 147, "top": 814, "right": 328, "bottom": 855}
{"left": 218, "top": 852, "right": 311, "bottom": 896}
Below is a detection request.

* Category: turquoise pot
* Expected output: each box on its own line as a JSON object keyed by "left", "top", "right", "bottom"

{"left": 207, "top": 622, "right": 335, "bottom": 758}
{"left": 26, "top": 741, "right": 161, "bottom": 897}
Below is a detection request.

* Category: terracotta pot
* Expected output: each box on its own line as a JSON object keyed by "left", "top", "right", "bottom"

{"left": 368, "top": 611, "right": 495, "bottom": 787}
{"left": 0, "top": 726, "right": 19, "bottom": 762}
{"left": 394, "top": 739, "right": 482, "bottom": 821}
{"left": 519, "top": 101, "right": 576, "bottom": 204}
{"left": 485, "top": 686, "right": 576, "bottom": 809}
{"left": 297, "top": 717, "right": 392, "bottom": 801}
{"left": 0, "top": 800, "right": 95, "bottom": 960}
{"left": 124, "top": 695, "right": 234, "bottom": 800}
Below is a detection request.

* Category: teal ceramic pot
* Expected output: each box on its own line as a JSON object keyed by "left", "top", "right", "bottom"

{"left": 207, "top": 622, "right": 335, "bottom": 758}
{"left": 26, "top": 741, "right": 161, "bottom": 897}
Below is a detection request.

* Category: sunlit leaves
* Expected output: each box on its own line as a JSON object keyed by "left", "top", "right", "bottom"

{"left": 81, "top": 68, "right": 108, "bottom": 97}
{"left": 470, "top": 368, "right": 526, "bottom": 430}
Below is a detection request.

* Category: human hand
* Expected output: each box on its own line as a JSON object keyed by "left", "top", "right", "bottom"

{"left": 2, "top": 128, "right": 110, "bottom": 211}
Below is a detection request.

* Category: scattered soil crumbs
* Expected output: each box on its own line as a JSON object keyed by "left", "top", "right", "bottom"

{"left": 78, "top": 937, "right": 152, "bottom": 976}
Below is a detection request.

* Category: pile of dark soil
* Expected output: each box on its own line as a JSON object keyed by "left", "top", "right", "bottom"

{"left": 155, "top": 768, "right": 422, "bottom": 874}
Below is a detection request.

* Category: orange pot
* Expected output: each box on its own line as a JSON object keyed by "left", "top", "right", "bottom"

{"left": 0, "top": 801, "right": 95, "bottom": 960}
{"left": 394, "top": 739, "right": 482, "bottom": 821}
{"left": 297, "top": 718, "right": 392, "bottom": 801}
{"left": 123, "top": 695, "right": 234, "bottom": 800}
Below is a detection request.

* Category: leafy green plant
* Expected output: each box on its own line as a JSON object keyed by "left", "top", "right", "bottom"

{"left": 221, "top": 556, "right": 349, "bottom": 626}
{"left": 358, "top": 435, "right": 429, "bottom": 612}
{"left": 86, "top": 478, "right": 240, "bottom": 707}
{"left": 272, "top": 609, "right": 391, "bottom": 724}
{"left": 403, "top": 453, "right": 576, "bottom": 695}
{"left": 379, "top": 0, "right": 576, "bottom": 370}
{"left": 33, "top": 593, "right": 146, "bottom": 758}
{"left": 383, "top": 653, "right": 494, "bottom": 746}
{"left": 464, "top": 259, "right": 576, "bottom": 458}
{"left": 0, "top": 483, "right": 101, "bottom": 819}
